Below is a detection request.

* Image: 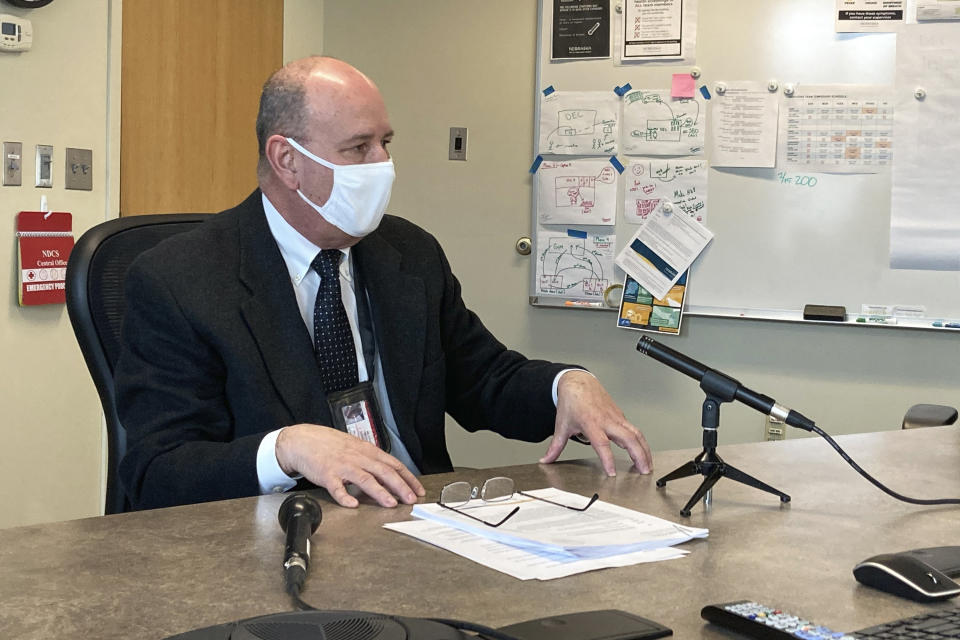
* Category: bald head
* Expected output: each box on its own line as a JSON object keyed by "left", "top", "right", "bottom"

{"left": 255, "top": 56, "right": 383, "bottom": 179}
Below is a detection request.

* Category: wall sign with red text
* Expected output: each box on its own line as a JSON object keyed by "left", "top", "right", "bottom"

{"left": 16, "top": 211, "right": 73, "bottom": 306}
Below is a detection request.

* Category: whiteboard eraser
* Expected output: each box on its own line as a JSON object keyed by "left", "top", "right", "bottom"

{"left": 803, "top": 304, "right": 846, "bottom": 321}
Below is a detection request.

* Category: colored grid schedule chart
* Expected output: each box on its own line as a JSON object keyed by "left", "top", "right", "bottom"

{"left": 781, "top": 89, "right": 893, "bottom": 173}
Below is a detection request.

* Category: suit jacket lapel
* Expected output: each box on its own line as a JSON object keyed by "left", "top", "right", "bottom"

{"left": 353, "top": 230, "right": 426, "bottom": 453}
{"left": 235, "top": 192, "right": 332, "bottom": 426}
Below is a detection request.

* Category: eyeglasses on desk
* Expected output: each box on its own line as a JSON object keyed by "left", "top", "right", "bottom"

{"left": 437, "top": 476, "right": 599, "bottom": 527}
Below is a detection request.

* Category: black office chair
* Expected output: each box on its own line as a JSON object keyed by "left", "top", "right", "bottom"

{"left": 66, "top": 214, "right": 211, "bottom": 514}
{"left": 901, "top": 404, "right": 958, "bottom": 430}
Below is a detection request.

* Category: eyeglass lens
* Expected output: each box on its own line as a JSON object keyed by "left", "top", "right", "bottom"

{"left": 440, "top": 477, "right": 515, "bottom": 507}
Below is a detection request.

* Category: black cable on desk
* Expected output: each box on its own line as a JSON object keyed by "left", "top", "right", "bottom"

{"left": 808, "top": 422, "right": 960, "bottom": 506}
{"left": 285, "top": 565, "right": 317, "bottom": 611}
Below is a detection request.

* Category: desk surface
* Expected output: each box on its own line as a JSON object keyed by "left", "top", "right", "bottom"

{"left": 2, "top": 427, "right": 958, "bottom": 638}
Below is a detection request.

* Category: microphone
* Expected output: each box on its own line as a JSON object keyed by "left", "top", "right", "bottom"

{"left": 278, "top": 493, "right": 322, "bottom": 597}
{"left": 636, "top": 336, "right": 815, "bottom": 432}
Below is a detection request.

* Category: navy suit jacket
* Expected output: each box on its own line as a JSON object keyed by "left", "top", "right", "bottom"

{"left": 115, "top": 191, "right": 570, "bottom": 509}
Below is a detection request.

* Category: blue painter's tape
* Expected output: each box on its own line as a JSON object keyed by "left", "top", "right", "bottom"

{"left": 542, "top": 85, "right": 555, "bottom": 96}
{"left": 567, "top": 228, "right": 588, "bottom": 239}
{"left": 620, "top": 82, "right": 632, "bottom": 94}
{"left": 609, "top": 156, "right": 625, "bottom": 173}
{"left": 528, "top": 155, "right": 544, "bottom": 174}
{"left": 699, "top": 85, "right": 711, "bottom": 100}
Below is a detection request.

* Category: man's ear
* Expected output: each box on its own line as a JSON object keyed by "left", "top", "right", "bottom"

{"left": 265, "top": 135, "right": 300, "bottom": 190}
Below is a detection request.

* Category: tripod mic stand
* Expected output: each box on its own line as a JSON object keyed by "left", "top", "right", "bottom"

{"left": 656, "top": 370, "right": 791, "bottom": 517}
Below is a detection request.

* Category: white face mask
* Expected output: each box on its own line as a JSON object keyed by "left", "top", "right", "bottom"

{"left": 286, "top": 137, "right": 395, "bottom": 238}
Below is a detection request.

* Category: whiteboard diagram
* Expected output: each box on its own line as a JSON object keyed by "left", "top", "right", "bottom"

{"left": 538, "top": 91, "right": 619, "bottom": 155}
{"left": 625, "top": 158, "right": 708, "bottom": 224}
{"left": 535, "top": 231, "right": 616, "bottom": 299}
{"left": 538, "top": 159, "right": 618, "bottom": 225}
{"left": 623, "top": 89, "right": 705, "bottom": 156}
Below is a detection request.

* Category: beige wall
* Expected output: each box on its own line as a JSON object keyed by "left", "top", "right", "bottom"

{"left": 0, "top": 0, "right": 120, "bottom": 528}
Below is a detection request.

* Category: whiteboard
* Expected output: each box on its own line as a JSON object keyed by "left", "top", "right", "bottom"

{"left": 529, "top": 0, "right": 960, "bottom": 328}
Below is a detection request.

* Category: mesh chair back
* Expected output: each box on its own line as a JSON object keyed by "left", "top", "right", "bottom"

{"left": 66, "top": 214, "right": 210, "bottom": 513}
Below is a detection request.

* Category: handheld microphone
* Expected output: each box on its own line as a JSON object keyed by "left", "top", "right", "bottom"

{"left": 278, "top": 493, "right": 322, "bottom": 599}
{"left": 636, "top": 336, "right": 815, "bottom": 432}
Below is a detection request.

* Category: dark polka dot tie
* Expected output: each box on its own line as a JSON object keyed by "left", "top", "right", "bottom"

{"left": 311, "top": 249, "right": 359, "bottom": 393}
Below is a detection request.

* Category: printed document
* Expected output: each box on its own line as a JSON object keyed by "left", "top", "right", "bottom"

{"left": 384, "top": 519, "right": 687, "bottom": 580}
{"left": 917, "top": 0, "right": 960, "bottom": 20}
{"left": 409, "top": 488, "right": 708, "bottom": 560}
{"left": 710, "top": 81, "right": 779, "bottom": 168}
{"left": 622, "top": 0, "right": 684, "bottom": 60}
{"left": 615, "top": 203, "right": 713, "bottom": 301}
{"left": 778, "top": 85, "right": 893, "bottom": 174}
{"left": 836, "top": 0, "right": 905, "bottom": 32}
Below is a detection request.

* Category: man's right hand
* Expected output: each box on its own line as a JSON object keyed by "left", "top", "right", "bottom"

{"left": 275, "top": 424, "right": 425, "bottom": 508}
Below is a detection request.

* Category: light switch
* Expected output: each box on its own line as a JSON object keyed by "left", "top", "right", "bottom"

{"left": 64, "top": 147, "right": 93, "bottom": 190}
{"left": 448, "top": 127, "right": 467, "bottom": 161}
{"left": 35, "top": 144, "right": 52, "bottom": 188}
{"left": 2, "top": 141, "right": 21, "bottom": 186}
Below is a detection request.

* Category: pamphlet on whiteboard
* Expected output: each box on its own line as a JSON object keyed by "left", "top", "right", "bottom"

{"left": 551, "top": 0, "right": 611, "bottom": 60}
{"left": 917, "top": 0, "right": 960, "bottom": 20}
{"left": 614, "top": 202, "right": 713, "bottom": 301}
{"left": 617, "top": 272, "right": 688, "bottom": 335}
{"left": 836, "top": 0, "right": 905, "bottom": 32}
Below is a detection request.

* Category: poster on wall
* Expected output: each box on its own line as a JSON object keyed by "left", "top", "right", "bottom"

{"left": 835, "top": 0, "right": 905, "bottom": 32}
{"left": 552, "top": 0, "right": 611, "bottom": 60}
{"left": 622, "top": 0, "right": 685, "bottom": 60}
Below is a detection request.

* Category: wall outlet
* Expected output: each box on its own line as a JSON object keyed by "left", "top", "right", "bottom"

{"left": 765, "top": 415, "right": 785, "bottom": 441}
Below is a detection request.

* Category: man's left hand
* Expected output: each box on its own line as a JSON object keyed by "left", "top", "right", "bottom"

{"left": 540, "top": 370, "right": 652, "bottom": 476}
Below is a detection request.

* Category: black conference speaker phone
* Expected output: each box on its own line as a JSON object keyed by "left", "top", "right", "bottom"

{"left": 166, "top": 494, "right": 673, "bottom": 640}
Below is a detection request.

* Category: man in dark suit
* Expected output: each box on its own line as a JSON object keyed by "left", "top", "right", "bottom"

{"left": 115, "top": 57, "right": 652, "bottom": 510}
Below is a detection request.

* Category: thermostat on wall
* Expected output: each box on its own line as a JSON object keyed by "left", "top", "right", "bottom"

{"left": 0, "top": 15, "right": 32, "bottom": 52}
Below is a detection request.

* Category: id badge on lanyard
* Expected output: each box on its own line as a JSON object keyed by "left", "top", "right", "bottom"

{"left": 327, "top": 382, "right": 391, "bottom": 453}
{"left": 326, "top": 264, "right": 391, "bottom": 452}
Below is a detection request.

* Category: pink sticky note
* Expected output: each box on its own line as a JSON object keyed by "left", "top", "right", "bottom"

{"left": 671, "top": 73, "right": 696, "bottom": 98}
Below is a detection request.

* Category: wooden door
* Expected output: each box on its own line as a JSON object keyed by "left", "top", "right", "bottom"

{"left": 120, "top": 0, "right": 283, "bottom": 215}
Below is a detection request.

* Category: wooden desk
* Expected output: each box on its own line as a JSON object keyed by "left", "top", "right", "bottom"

{"left": 1, "top": 427, "right": 958, "bottom": 638}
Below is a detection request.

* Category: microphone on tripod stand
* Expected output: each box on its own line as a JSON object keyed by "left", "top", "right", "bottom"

{"left": 636, "top": 336, "right": 815, "bottom": 432}
{"left": 278, "top": 493, "right": 322, "bottom": 608}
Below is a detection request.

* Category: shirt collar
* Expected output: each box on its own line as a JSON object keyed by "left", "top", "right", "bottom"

{"left": 262, "top": 193, "right": 351, "bottom": 286}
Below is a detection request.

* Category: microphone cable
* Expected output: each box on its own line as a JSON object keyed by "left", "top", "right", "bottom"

{"left": 285, "top": 567, "right": 317, "bottom": 611}
{"left": 805, "top": 421, "right": 960, "bottom": 506}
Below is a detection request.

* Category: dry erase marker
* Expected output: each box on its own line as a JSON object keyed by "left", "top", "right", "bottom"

{"left": 564, "top": 300, "right": 603, "bottom": 308}
{"left": 932, "top": 321, "right": 960, "bottom": 328}
{"left": 856, "top": 316, "right": 896, "bottom": 325}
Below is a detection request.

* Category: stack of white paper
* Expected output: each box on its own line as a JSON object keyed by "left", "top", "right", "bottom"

{"left": 384, "top": 488, "right": 707, "bottom": 580}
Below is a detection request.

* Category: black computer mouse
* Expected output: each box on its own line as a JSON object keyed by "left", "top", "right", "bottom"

{"left": 854, "top": 552, "right": 960, "bottom": 602}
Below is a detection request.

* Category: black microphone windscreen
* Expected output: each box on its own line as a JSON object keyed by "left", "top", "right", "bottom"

{"left": 278, "top": 493, "right": 323, "bottom": 534}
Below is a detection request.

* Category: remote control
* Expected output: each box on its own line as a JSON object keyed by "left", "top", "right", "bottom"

{"left": 701, "top": 601, "right": 859, "bottom": 639}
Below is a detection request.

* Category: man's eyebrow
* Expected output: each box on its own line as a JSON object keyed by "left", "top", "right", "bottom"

{"left": 340, "top": 130, "right": 395, "bottom": 145}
